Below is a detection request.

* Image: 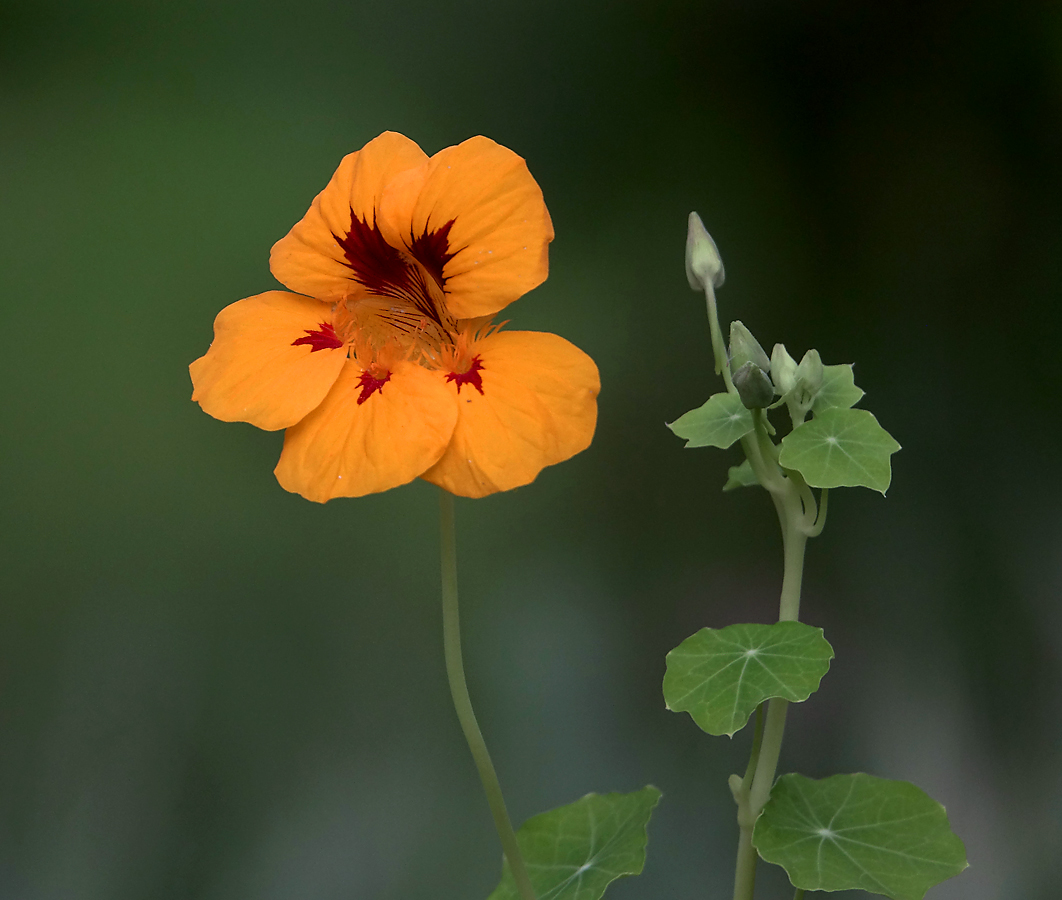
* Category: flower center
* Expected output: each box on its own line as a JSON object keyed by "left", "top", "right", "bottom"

{"left": 330, "top": 211, "right": 459, "bottom": 357}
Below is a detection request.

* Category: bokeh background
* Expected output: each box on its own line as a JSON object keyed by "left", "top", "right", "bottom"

{"left": 2, "top": 0, "right": 1060, "bottom": 897}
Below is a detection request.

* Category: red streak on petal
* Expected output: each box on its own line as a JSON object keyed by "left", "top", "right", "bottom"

{"left": 410, "top": 218, "right": 457, "bottom": 288}
{"left": 357, "top": 369, "right": 391, "bottom": 405}
{"left": 446, "top": 356, "right": 485, "bottom": 395}
{"left": 292, "top": 321, "right": 344, "bottom": 352}
{"left": 335, "top": 213, "right": 412, "bottom": 299}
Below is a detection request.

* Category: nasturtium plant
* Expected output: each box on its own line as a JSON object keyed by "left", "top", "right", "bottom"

{"left": 487, "top": 788, "right": 662, "bottom": 900}
{"left": 671, "top": 212, "right": 965, "bottom": 900}
{"left": 779, "top": 407, "right": 901, "bottom": 494}
{"left": 668, "top": 392, "right": 754, "bottom": 449}
{"left": 753, "top": 773, "right": 968, "bottom": 900}
{"left": 663, "top": 622, "right": 834, "bottom": 736}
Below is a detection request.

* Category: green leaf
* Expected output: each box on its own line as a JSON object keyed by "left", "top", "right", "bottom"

{"left": 668, "top": 393, "right": 754, "bottom": 449}
{"left": 723, "top": 460, "right": 759, "bottom": 491}
{"left": 754, "top": 773, "right": 968, "bottom": 900}
{"left": 663, "top": 622, "right": 834, "bottom": 737}
{"left": 778, "top": 407, "right": 901, "bottom": 494}
{"left": 487, "top": 787, "right": 662, "bottom": 900}
{"left": 812, "top": 364, "right": 864, "bottom": 412}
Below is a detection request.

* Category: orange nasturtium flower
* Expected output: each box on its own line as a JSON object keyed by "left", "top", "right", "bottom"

{"left": 190, "top": 132, "right": 599, "bottom": 501}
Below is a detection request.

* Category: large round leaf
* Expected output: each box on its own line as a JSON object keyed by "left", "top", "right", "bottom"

{"left": 663, "top": 622, "right": 834, "bottom": 736}
{"left": 753, "top": 773, "right": 968, "bottom": 900}
{"left": 487, "top": 787, "right": 661, "bottom": 900}
{"left": 779, "top": 407, "right": 900, "bottom": 494}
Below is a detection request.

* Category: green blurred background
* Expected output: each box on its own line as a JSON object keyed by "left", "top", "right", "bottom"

{"left": 1, "top": 0, "right": 1059, "bottom": 897}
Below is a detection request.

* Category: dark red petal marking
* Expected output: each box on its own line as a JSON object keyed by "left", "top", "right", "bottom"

{"left": 332, "top": 211, "right": 453, "bottom": 331}
{"left": 334, "top": 213, "right": 411, "bottom": 298}
{"left": 292, "top": 321, "right": 344, "bottom": 351}
{"left": 446, "top": 356, "right": 485, "bottom": 395}
{"left": 409, "top": 218, "right": 457, "bottom": 288}
{"left": 356, "top": 369, "right": 391, "bottom": 405}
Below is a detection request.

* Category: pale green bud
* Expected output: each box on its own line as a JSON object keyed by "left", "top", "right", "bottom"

{"left": 729, "top": 320, "right": 770, "bottom": 373}
{"left": 771, "top": 343, "right": 797, "bottom": 395}
{"left": 733, "top": 362, "right": 775, "bottom": 409}
{"left": 685, "top": 211, "right": 725, "bottom": 290}
{"left": 795, "top": 349, "right": 824, "bottom": 397}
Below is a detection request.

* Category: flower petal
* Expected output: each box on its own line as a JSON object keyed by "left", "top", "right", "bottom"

{"left": 275, "top": 358, "right": 458, "bottom": 501}
{"left": 378, "top": 136, "right": 553, "bottom": 320}
{"left": 421, "top": 331, "right": 599, "bottom": 498}
{"left": 190, "top": 291, "right": 347, "bottom": 431}
{"left": 269, "top": 132, "right": 428, "bottom": 302}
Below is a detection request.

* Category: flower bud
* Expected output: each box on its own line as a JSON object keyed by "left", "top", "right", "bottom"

{"left": 795, "top": 349, "right": 824, "bottom": 397}
{"left": 732, "top": 362, "right": 775, "bottom": 409}
{"left": 685, "top": 211, "right": 725, "bottom": 290}
{"left": 771, "top": 343, "right": 797, "bottom": 395}
{"left": 729, "top": 320, "right": 770, "bottom": 373}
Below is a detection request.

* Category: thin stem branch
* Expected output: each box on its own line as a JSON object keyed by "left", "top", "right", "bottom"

{"left": 703, "top": 282, "right": 735, "bottom": 394}
{"left": 741, "top": 704, "right": 765, "bottom": 792}
{"left": 439, "top": 490, "right": 537, "bottom": 900}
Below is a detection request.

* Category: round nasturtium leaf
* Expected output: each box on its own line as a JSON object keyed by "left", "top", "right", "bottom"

{"left": 779, "top": 407, "right": 901, "bottom": 494}
{"left": 753, "top": 773, "right": 968, "bottom": 900}
{"left": 668, "top": 392, "right": 754, "bottom": 449}
{"left": 663, "top": 622, "right": 834, "bottom": 736}
{"left": 487, "top": 787, "right": 662, "bottom": 900}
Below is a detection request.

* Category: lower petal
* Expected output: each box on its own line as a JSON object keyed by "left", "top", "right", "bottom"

{"left": 275, "top": 358, "right": 458, "bottom": 502}
{"left": 421, "top": 331, "right": 599, "bottom": 498}
{"left": 190, "top": 291, "right": 347, "bottom": 431}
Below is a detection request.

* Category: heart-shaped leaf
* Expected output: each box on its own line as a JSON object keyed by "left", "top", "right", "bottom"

{"left": 668, "top": 393, "right": 754, "bottom": 449}
{"left": 753, "top": 773, "right": 968, "bottom": 900}
{"left": 778, "top": 407, "right": 900, "bottom": 494}
{"left": 663, "top": 622, "right": 834, "bottom": 736}
{"left": 486, "top": 787, "right": 662, "bottom": 900}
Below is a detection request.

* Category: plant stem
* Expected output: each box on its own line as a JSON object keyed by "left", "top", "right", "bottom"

{"left": 793, "top": 889, "right": 805, "bottom": 900}
{"left": 703, "top": 282, "right": 735, "bottom": 394}
{"left": 730, "top": 470, "right": 811, "bottom": 900}
{"left": 438, "top": 490, "right": 537, "bottom": 900}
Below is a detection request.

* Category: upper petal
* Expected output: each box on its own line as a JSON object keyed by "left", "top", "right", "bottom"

{"left": 421, "top": 330, "right": 599, "bottom": 498}
{"left": 269, "top": 132, "right": 428, "bottom": 301}
{"left": 377, "top": 136, "right": 554, "bottom": 320}
{"left": 190, "top": 291, "right": 347, "bottom": 431}
{"left": 275, "top": 358, "right": 458, "bottom": 502}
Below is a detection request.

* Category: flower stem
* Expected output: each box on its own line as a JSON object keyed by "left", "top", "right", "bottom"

{"left": 438, "top": 489, "right": 537, "bottom": 900}
{"left": 703, "top": 282, "right": 735, "bottom": 394}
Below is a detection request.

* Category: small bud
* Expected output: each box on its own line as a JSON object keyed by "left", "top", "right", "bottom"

{"left": 728, "top": 774, "right": 744, "bottom": 804}
{"left": 732, "top": 362, "right": 775, "bottom": 409}
{"left": 685, "top": 211, "right": 725, "bottom": 290}
{"left": 771, "top": 343, "right": 797, "bottom": 395}
{"left": 729, "top": 320, "right": 770, "bottom": 373}
{"left": 795, "top": 349, "right": 824, "bottom": 397}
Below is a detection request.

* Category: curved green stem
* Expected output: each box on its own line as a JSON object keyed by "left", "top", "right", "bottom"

{"left": 439, "top": 490, "right": 537, "bottom": 900}
{"left": 731, "top": 479, "right": 810, "bottom": 900}
{"left": 703, "top": 282, "right": 735, "bottom": 393}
